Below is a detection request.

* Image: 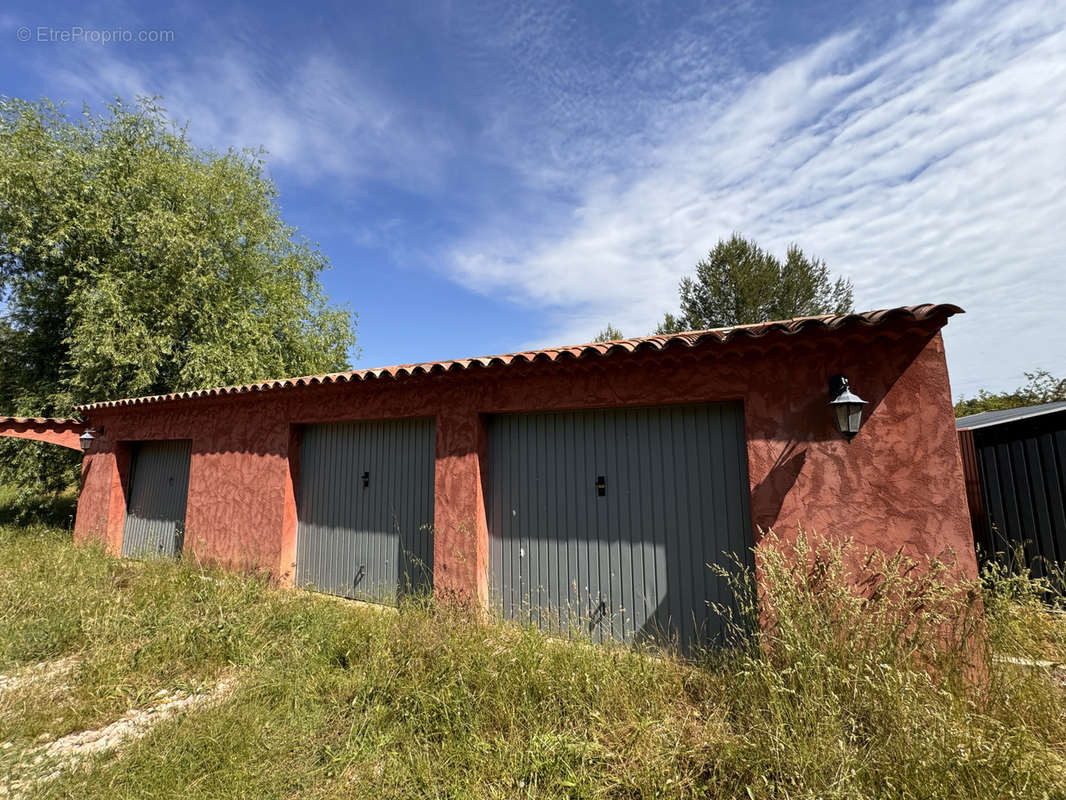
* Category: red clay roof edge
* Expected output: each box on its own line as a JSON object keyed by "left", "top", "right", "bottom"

{"left": 74, "top": 303, "right": 962, "bottom": 412}
{"left": 0, "top": 416, "right": 82, "bottom": 426}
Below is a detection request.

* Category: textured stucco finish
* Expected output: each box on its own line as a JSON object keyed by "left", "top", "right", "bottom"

{"left": 73, "top": 317, "right": 977, "bottom": 601}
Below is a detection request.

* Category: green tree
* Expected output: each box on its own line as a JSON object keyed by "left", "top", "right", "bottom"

{"left": 593, "top": 323, "right": 624, "bottom": 342}
{"left": 655, "top": 233, "right": 854, "bottom": 333}
{"left": 0, "top": 97, "right": 356, "bottom": 494}
{"left": 954, "top": 369, "right": 1066, "bottom": 418}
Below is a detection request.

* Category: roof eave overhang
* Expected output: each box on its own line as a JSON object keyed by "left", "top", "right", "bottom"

{"left": 75, "top": 303, "right": 962, "bottom": 413}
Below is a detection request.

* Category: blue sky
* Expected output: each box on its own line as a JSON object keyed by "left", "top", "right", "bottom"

{"left": 2, "top": 0, "right": 1064, "bottom": 397}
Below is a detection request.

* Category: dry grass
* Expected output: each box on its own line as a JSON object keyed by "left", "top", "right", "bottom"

{"left": 0, "top": 503, "right": 1063, "bottom": 798}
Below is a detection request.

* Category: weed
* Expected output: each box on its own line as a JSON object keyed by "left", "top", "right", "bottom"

{"left": 0, "top": 515, "right": 1063, "bottom": 798}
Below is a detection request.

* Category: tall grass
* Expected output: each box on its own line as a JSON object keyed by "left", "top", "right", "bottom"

{"left": 979, "top": 545, "right": 1066, "bottom": 664}
{"left": 706, "top": 532, "right": 1066, "bottom": 798}
{"left": 0, "top": 517, "right": 1063, "bottom": 799}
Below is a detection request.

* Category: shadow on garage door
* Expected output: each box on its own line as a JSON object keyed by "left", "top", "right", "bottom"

{"left": 295, "top": 418, "right": 435, "bottom": 604}
{"left": 121, "top": 439, "right": 192, "bottom": 559}
{"left": 486, "top": 403, "right": 753, "bottom": 652}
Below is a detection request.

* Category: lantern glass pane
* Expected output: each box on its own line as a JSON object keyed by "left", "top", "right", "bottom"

{"left": 847, "top": 404, "right": 863, "bottom": 434}
{"left": 834, "top": 404, "right": 849, "bottom": 433}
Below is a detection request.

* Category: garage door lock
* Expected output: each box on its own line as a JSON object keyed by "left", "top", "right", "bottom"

{"left": 596, "top": 476, "right": 606, "bottom": 497}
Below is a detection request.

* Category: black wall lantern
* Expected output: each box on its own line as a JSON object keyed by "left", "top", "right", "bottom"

{"left": 78, "top": 429, "right": 97, "bottom": 453}
{"left": 828, "top": 375, "right": 867, "bottom": 442}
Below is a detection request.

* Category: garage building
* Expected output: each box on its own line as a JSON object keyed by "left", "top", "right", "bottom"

{"left": 0, "top": 304, "right": 977, "bottom": 649}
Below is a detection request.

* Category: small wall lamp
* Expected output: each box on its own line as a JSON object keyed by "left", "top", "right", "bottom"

{"left": 79, "top": 429, "right": 97, "bottom": 453}
{"left": 828, "top": 375, "right": 867, "bottom": 442}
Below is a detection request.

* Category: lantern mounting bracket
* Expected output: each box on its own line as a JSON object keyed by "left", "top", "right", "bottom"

{"left": 827, "top": 374, "right": 850, "bottom": 398}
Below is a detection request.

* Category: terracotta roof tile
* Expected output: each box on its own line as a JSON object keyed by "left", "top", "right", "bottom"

{"left": 74, "top": 303, "right": 961, "bottom": 412}
{"left": 0, "top": 416, "right": 82, "bottom": 426}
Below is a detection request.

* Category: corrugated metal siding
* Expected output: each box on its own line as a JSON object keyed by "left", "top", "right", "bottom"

{"left": 295, "top": 419, "right": 435, "bottom": 604}
{"left": 972, "top": 414, "right": 1066, "bottom": 575}
{"left": 121, "top": 440, "right": 192, "bottom": 559}
{"left": 486, "top": 403, "right": 753, "bottom": 650}
{"left": 957, "top": 400, "right": 1066, "bottom": 431}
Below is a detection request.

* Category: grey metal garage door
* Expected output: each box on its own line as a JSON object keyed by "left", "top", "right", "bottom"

{"left": 121, "top": 440, "right": 192, "bottom": 559}
{"left": 295, "top": 419, "right": 435, "bottom": 603}
{"left": 486, "top": 403, "right": 752, "bottom": 650}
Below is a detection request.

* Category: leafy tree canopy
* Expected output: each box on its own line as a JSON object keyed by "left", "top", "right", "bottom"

{"left": 593, "top": 323, "right": 624, "bottom": 342}
{"left": 0, "top": 97, "right": 356, "bottom": 493}
{"left": 656, "top": 233, "right": 854, "bottom": 334}
{"left": 954, "top": 369, "right": 1065, "bottom": 418}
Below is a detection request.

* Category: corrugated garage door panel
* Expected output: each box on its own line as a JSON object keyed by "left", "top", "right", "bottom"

{"left": 296, "top": 418, "right": 435, "bottom": 604}
{"left": 487, "top": 404, "right": 752, "bottom": 650}
{"left": 121, "top": 440, "right": 192, "bottom": 559}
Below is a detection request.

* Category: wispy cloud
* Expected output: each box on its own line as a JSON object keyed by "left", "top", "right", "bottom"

{"left": 449, "top": 0, "right": 1066, "bottom": 396}
{"left": 17, "top": 0, "right": 1063, "bottom": 394}
{"left": 46, "top": 39, "right": 456, "bottom": 190}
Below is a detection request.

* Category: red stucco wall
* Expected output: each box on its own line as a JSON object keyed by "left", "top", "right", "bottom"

{"left": 73, "top": 318, "right": 977, "bottom": 602}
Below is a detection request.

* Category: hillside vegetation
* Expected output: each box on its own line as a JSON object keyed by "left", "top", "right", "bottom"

{"left": 0, "top": 506, "right": 1064, "bottom": 798}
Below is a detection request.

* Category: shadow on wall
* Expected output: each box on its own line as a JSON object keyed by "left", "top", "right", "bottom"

{"left": 744, "top": 328, "right": 932, "bottom": 536}
{"left": 750, "top": 442, "right": 808, "bottom": 534}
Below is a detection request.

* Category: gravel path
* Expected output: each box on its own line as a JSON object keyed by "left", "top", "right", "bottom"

{"left": 0, "top": 665, "right": 234, "bottom": 798}
{"left": 40, "top": 677, "right": 236, "bottom": 760}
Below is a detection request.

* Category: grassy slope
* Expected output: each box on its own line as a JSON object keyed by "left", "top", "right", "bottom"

{"left": 0, "top": 513, "right": 1064, "bottom": 798}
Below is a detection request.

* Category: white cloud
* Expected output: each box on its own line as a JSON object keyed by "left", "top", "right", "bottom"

{"left": 47, "top": 42, "right": 456, "bottom": 190}
{"left": 22, "top": 0, "right": 1064, "bottom": 396}
{"left": 449, "top": 0, "right": 1066, "bottom": 396}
